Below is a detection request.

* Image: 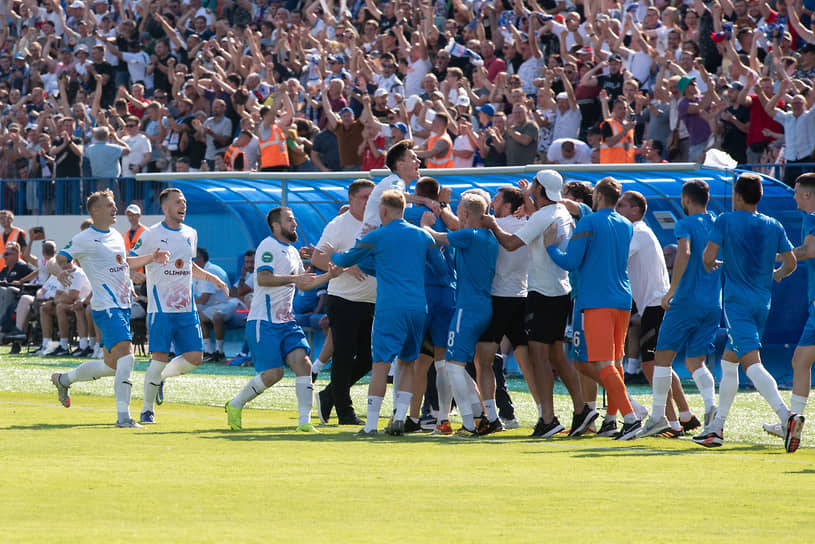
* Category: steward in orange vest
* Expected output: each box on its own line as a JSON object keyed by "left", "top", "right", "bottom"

{"left": 0, "top": 210, "right": 28, "bottom": 270}
{"left": 417, "top": 113, "right": 454, "bottom": 168}
{"left": 225, "top": 132, "right": 253, "bottom": 171}
{"left": 599, "top": 101, "right": 636, "bottom": 164}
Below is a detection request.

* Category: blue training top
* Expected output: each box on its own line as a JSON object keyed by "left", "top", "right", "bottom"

{"left": 803, "top": 211, "right": 815, "bottom": 303}
{"left": 671, "top": 212, "right": 722, "bottom": 310}
{"left": 547, "top": 208, "right": 632, "bottom": 311}
{"left": 331, "top": 218, "right": 442, "bottom": 313}
{"left": 709, "top": 210, "right": 793, "bottom": 308}
{"left": 404, "top": 205, "right": 456, "bottom": 289}
{"left": 447, "top": 228, "right": 498, "bottom": 310}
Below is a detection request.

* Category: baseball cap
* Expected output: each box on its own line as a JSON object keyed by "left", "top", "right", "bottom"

{"left": 534, "top": 170, "right": 563, "bottom": 202}
{"left": 125, "top": 204, "right": 142, "bottom": 215}
{"left": 456, "top": 95, "right": 470, "bottom": 107}
{"left": 69, "top": 0, "right": 85, "bottom": 8}
{"left": 476, "top": 104, "right": 496, "bottom": 116}
{"left": 608, "top": 54, "right": 623, "bottom": 62}
{"left": 339, "top": 106, "right": 354, "bottom": 116}
{"left": 677, "top": 75, "right": 696, "bottom": 94}
{"left": 374, "top": 88, "right": 389, "bottom": 98}
{"left": 727, "top": 81, "right": 744, "bottom": 91}
{"left": 75, "top": 44, "right": 89, "bottom": 54}
{"left": 14, "top": 52, "right": 25, "bottom": 60}
{"left": 390, "top": 122, "right": 408, "bottom": 134}
{"left": 556, "top": 92, "right": 568, "bottom": 100}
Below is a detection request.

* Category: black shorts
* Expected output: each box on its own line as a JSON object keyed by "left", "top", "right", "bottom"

{"left": 525, "top": 292, "right": 571, "bottom": 344}
{"left": 639, "top": 305, "right": 665, "bottom": 363}
{"left": 479, "top": 296, "right": 528, "bottom": 347}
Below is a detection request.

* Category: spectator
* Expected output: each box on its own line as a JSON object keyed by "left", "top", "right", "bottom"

{"left": 547, "top": 138, "right": 592, "bottom": 164}
{"left": 120, "top": 116, "right": 152, "bottom": 177}
{"left": 193, "top": 246, "right": 234, "bottom": 362}
{"left": 504, "top": 104, "right": 538, "bottom": 166}
{"left": 0, "top": 241, "right": 35, "bottom": 334}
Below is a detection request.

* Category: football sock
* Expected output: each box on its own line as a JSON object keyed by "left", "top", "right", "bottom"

{"left": 203, "top": 338, "right": 213, "bottom": 353}
{"left": 435, "top": 360, "right": 452, "bottom": 421}
{"left": 60, "top": 338, "right": 69, "bottom": 349}
{"left": 143, "top": 359, "right": 165, "bottom": 412}
{"left": 65, "top": 360, "right": 115, "bottom": 385}
{"left": 391, "top": 361, "right": 401, "bottom": 407}
{"left": 745, "top": 363, "right": 789, "bottom": 424}
{"left": 537, "top": 404, "right": 543, "bottom": 419}
{"left": 679, "top": 411, "right": 693, "bottom": 421}
{"left": 294, "top": 375, "right": 313, "bottom": 425}
{"left": 651, "top": 365, "right": 672, "bottom": 420}
{"left": 713, "top": 360, "right": 740, "bottom": 429}
{"left": 232, "top": 375, "right": 266, "bottom": 408}
{"left": 791, "top": 394, "right": 808, "bottom": 415}
{"left": 114, "top": 354, "right": 135, "bottom": 423}
{"left": 364, "top": 396, "right": 383, "bottom": 432}
{"left": 448, "top": 364, "right": 475, "bottom": 430}
{"left": 599, "top": 365, "right": 633, "bottom": 419}
{"left": 692, "top": 366, "right": 716, "bottom": 412}
{"left": 216, "top": 340, "right": 224, "bottom": 353}
{"left": 484, "top": 399, "right": 498, "bottom": 421}
{"left": 394, "top": 390, "right": 412, "bottom": 422}
{"left": 669, "top": 420, "right": 681, "bottom": 431}
{"left": 79, "top": 337, "right": 88, "bottom": 350}
{"left": 161, "top": 355, "right": 198, "bottom": 379}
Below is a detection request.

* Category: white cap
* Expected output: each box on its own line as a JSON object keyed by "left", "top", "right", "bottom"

{"left": 456, "top": 94, "right": 470, "bottom": 107}
{"left": 556, "top": 92, "right": 568, "bottom": 100}
{"left": 374, "top": 87, "right": 389, "bottom": 98}
{"left": 69, "top": 1, "right": 85, "bottom": 8}
{"left": 125, "top": 204, "right": 142, "bottom": 215}
{"left": 534, "top": 169, "right": 563, "bottom": 202}
{"left": 405, "top": 94, "right": 422, "bottom": 111}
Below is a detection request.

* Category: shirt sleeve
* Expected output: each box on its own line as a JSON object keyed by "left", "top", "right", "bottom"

{"left": 776, "top": 219, "right": 794, "bottom": 254}
{"left": 709, "top": 214, "right": 725, "bottom": 248}
{"left": 547, "top": 215, "right": 591, "bottom": 271}
{"left": 674, "top": 218, "right": 690, "bottom": 241}
{"left": 59, "top": 233, "right": 84, "bottom": 262}
{"left": 515, "top": 211, "right": 546, "bottom": 246}
{"left": 332, "top": 230, "right": 377, "bottom": 268}
{"left": 255, "top": 240, "right": 276, "bottom": 274}
{"left": 446, "top": 228, "right": 475, "bottom": 249}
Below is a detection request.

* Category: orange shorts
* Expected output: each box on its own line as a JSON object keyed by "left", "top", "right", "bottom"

{"left": 583, "top": 308, "right": 631, "bottom": 362}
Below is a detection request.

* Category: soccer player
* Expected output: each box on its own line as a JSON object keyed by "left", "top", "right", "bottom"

{"left": 544, "top": 177, "right": 642, "bottom": 440}
{"left": 330, "top": 189, "right": 443, "bottom": 437}
{"left": 694, "top": 173, "right": 797, "bottom": 448}
{"left": 763, "top": 173, "right": 815, "bottom": 453}
{"left": 639, "top": 180, "right": 721, "bottom": 437}
{"left": 51, "top": 189, "right": 169, "bottom": 428}
{"left": 485, "top": 170, "right": 597, "bottom": 438}
{"left": 133, "top": 188, "right": 228, "bottom": 424}
{"left": 422, "top": 193, "right": 499, "bottom": 436}
{"left": 311, "top": 179, "right": 377, "bottom": 426}
{"left": 225, "top": 207, "right": 339, "bottom": 432}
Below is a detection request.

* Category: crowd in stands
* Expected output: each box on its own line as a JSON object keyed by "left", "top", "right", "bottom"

{"left": 1, "top": 0, "right": 815, "bottom": 210}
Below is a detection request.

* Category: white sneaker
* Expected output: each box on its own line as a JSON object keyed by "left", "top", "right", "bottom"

{"left": 763, "top": 422, "right": 784, "bottom": 439}
{"left": 638, "top": 415, "right": 672, "bottom": 438}
{"left": 500, "top": 417, "right": 521, "bottom": 430}
{"left": 92, "top": 346, "right": 104, "bottom": 359}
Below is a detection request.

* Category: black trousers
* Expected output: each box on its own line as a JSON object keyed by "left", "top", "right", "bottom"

{"left": 324, "top": 295, "right": 375, "bottom": 420}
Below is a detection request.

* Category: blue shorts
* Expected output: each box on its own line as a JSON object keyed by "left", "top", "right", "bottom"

{"left": 91, "top": 307, "right": 132, "bottom": 350}
{"left": 569, "top": 305, "right": 588, "bottom": 363}
{"left": 446, "top": 307, "right": 492, "bottom": 363}
{"left": 247, "top": 319, "right": 311, "bottom": 373}
{"left": 723, "top": 303, "right": 769, "bottom": 358}
{"left": 148, "top": 312, "right": 204, "bottom": 355}
{"left": 425, "top": 285, "right": 455, "bottom": 347}
{"left": 372, "top": 308, "right": 426, "bottom": 363}
{"left": 798, "top": 302, "right": 815, "bottom": 347}
{"left": 656, "top": 305, "right": 720, "bottom": 358}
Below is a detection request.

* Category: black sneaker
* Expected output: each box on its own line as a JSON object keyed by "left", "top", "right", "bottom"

{"left": 477, "top": 418, "right": 505, "bottom": 436}
{"left": 531, "top": 417, "right": 564, "bottom": 438}
{"left": 202, "top": 352, "right": 215, "bottom": 362}
{"left": 615, "top": 419, "right": 642, "bottom": 440}
{"left": 597, "top": 418, "right": 618, "bottom": 437}
{"left": 9, "top": 342, "right": 21, "bottom": 354}
{"left": 658, "top": 427, "right": 684, "bottom": 438}
{"left": 680, "top": 415, "right": 702, "bottom": 433}
{"left": 47, "top": 346, "right": 71, "bottom": 357}
{"left": 419, "top": 414, "right": 437, "bottom": 431}
{"left": 404, "top": 417, "right": 422, "bottom": 433}
{"left": 315, "top": 389, "right": 333, "bottom": 424}
{"left": 71, "top": 346, "right": 92, "bottom": 357}
{"left": 338, "top": 415, "right": 365, "bottom": 426}
{"left": 387, "top": 419, "right": 405, "bottom": 436}
{"left": 568, "top": 404, "right": 599, "bottom": 437}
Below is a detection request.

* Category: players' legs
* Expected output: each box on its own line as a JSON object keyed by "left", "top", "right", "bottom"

{"left": 411, "top": 353, "right": 433, "bottom": 420}
{"left": 14, "top": 294, "right": 34, "bottom": 331}
{"left": 286, "top": 347, "right": 315, "bottom": 426}
{"left": 107, "top": 338, "right": 136, "bottom": 425}
{"left": 55, "top": 302, "right": 72, "bottom": 351}
{"left": 447, "top": 360, "right": 478, "bottom": 431}
{"left": 363, "top": 361, "right": 390, "bottom": 432}
{"left": 740, "top": 349, "right": 789, "bottom": 425}
{"left": 585, "top": 308, "right": 636, "bottom": 423}
{"left": 212, "top": 312, "right": 227, "bottom": 355}
{"left": 393, "top": 359, "right": 415, "bottom": 424}
{"left": 791, "top": 345, "right": 815, "bottom": 414}
{"left": 649, "top": 350, "right": 675, "bottom": 422}
{"left": 474, "top": 341, "right": 498, "bottom": 420}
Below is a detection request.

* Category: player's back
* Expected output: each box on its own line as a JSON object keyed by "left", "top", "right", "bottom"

{"left": 672, "top": 212, "right": 721, "bottom": 309}
{"left": 713, "top": 210, "right": 791, "bottom": 307}
{"left": 448, "top": 228, "right": 498, "bottom": 309}
{"left": 404, "top": 204, "right": 456, "bottom": 289}
{"left": 574, "top": 209, "right": 632, "bottom": 311}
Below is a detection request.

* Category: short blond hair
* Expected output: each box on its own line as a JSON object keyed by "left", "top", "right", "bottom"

{"left": 380, "top": 189, "right": 405, "bottom": 212}
{"left": 459, "top": 192, "right": 487, "bottom": 218}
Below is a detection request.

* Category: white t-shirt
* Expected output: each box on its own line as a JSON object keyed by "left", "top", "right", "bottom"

{"left": 552, "top": 107, "right": 582, "bottom": 141}
{"left": 547, "top": 138, "right": 592, "bottom": 164}
{"left": 121, "top": 132, "right": 152, "bottom": 175}
{"left": 628, "top": 220, "right": 670, "bottom": 310}
{"left": 404, "top": 57, "right": 432, "bottom": 98}
{"left": 492, "top": 214, "right": 529, "bottom": 297}
{"left": 316, "top": 211, "right": 377, "bottom": 303}
{"left": 515, "top": 203, "right": 572, "bottom": 297}
{"left": 121, "top": 51, "right": 152, "bottom": 88}
{"left": 65, "top": 265, "right": 92, "bottom": 300}
{"left": 453, "top": 134, "right": 474, "bottom": 168}
{"left": 59, "top": 226, "right": 131, "bottom": 311}
{"left": 360, "top": 173, "right": 406, "bottom": 235}
{"left": 248, "top": 235, "right": 304, "bottom": 323}
{"left": 133, "top": 221, "right": 197, "bottom": 314}
{"left": 193, "top": 261, "right": 228, "bottom": 306}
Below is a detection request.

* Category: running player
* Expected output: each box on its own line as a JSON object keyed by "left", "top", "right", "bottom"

{"left": 694, "top": 173, "right": 798, "bottom": 448}
{"left": 639, "top": 180, "right": 721, "bottom": 437}
{"left": 422, "top": 193, "right": 499, "bottom": 436}
{"left": 133, "top": 188, "right": 228, "bottom": 424}
{"left": 225, "top": 207, "right": 339, "bottom": 432}
{"left": 330, "top": 189, "right": 444, "bottom": 437}
{"left": 51, "top": 189, "right": 169, "bottom": 428}
{"left": 544, "top": 177, "right": 642, "bottom": 440}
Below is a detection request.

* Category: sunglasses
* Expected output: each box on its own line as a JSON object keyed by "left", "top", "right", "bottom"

{"left": 127, "top": 124, "right": 138, "bottom": 127}
{"left": 3, "top": 251, "right": 16, "bottom": 256}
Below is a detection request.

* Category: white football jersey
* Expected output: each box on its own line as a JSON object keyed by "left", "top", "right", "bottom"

{"left": 59, "top": 226, "right": 131, "bottom": 311}
{"left": 132, "top": 221, "right": 198, "bottom": 313}
{"left": 248, "top": 236, "right": 304, "bottom": 323}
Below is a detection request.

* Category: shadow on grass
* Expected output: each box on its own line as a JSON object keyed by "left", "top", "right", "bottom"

{"left": 785, "top": 468, "right": 815, "bottom": 474}
{"left": 4, "top": 422, "right": 114, "bottom": 430}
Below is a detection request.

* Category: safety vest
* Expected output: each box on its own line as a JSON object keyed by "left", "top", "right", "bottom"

{"left": 124, "top": 224, "right": 146, "bottom": 254}
{"left": 599, "top": 118, "right": 635, "bottom": 164}
{"left": 0, "top": 226, "right": 25, "bottom": 271}
{"left": 259, "top": 123, "right": 289, "bottom": 169}
{"left": 225, "top": 145, "right": 246, "bottom": 171}
{"left": 425, "top": 132, "right": 454, "bottom": 169}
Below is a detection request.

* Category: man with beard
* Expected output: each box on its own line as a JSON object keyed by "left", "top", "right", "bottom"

{"left": 225, "top": 207, "right": 339, "bottom": 432}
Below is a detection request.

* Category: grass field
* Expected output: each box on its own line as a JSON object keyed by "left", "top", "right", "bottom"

{"left": 2, "top": 351, "right": 815, "bottom": 543}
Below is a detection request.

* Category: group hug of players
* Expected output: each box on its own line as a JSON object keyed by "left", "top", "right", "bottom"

{"left": 48, "top": 140, "right": 815, "bottom": 453}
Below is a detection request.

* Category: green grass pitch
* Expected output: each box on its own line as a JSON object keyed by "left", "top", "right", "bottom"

{"left": 2, "top": 352, "right": 815, "bottom": 543}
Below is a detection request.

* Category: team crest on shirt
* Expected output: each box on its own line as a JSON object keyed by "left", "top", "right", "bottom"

{"left": 133, "top": 239, "right": 142, "bottom": 250}
{"left": 175, "top": 258, "right": 184, "bottom": 269}
{"left": 64, "top": 240, "right": 72, "bottom": 249}
{"left": 262, "top": 252, "right": 273, "bottom": 263}
{"left": 186, "top": 238, "right": 192, "bottom": 246}
{"left": 116, "top": 254, "right": 124, "bottom": 264}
